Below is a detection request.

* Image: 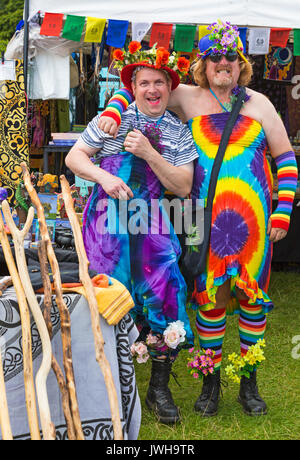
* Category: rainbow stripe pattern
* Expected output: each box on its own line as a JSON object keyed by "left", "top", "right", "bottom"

{"left": 271, "top": 151, "right": 298, "bottom": 232}
{"left": 189, "top": 113, "right": 275, "bottom": 314}
{"left": 100, "top": 88, "right": 134, "bottom": 125}
{"left": 238, "top": 300, "right": 267, "bottom": 356}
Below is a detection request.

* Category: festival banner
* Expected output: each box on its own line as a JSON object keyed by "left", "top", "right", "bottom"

{"left": 149, "top": 23, "right": 173, "bottom": 49}
{"left": 293, "top": 29, "right": 300, "bottom": 56}
{"left": 106, "top": 19, "right": 129, "bottom": 48}
{"left": 62, "top": 15, "right": 85, "bottom": 42}
{"left": 84, "top": 17, "right": 106, "bottom": 43}
{"left": 198, "top": 25, "right": 210, "bottom": 41}
{"left": 132, "top": 22, "right": 151, "bottom": 42}
{"left": 248, "top": 27, "right": 270, "bottom": 55}
{"left": 238, "top": 27, "right": 247, "bottom": 52}
{"left": 269, "top": 28, "right": 291, "bottom": 47}
{"left": 40, "top": 12, "right": 64, "bottom": 37}
{"left": 174, "top": 24, "right": 196, "bottom": 52}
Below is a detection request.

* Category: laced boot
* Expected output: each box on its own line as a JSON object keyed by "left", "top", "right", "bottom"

{"left": 238, "top": 371, "right": 267, "bottom": 416}
{"left": 145, "top": 359, "right": 181, "bottom": 424}
{"left": 194, "top": 369, "right": 221, "bottom": 417}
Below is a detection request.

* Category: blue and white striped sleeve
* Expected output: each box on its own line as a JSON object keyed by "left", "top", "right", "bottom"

{"left": 80, "top": 115, "right": 106, "bottom": 150}
{"left": 174, "top": 123, "right": 199, "bottom": 167}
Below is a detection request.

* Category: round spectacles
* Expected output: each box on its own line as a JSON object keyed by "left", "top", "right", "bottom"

{"left": 208, "top": 51, "right": 238, "bottom": 63}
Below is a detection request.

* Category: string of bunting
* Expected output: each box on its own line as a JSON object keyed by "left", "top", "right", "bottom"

{"left": 39, "top": 12, "right": 300, "bottom": 56}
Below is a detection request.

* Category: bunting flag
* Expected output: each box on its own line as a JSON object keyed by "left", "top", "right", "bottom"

{"left": 132, "top": 22, "right": 151, "bottom": 42}
{"left": 238, "top": 27, "right": 247, "bottom": 53}
{"left": 269, "top": 28, "right": 291, "bottom": 47}
{"left": 40, "top": 12, "right": 64, "bottom": 37}
{"left": 174, "top": 24, "right": 196, "bottom": 52}
{"left": 106, "top": 19, "right": 129, "bottom": 47}
{"left": 84, "top": 17, "right": 106, "bottom": 43}
{"left": 149, "top": 23, "right": 173, "bottom": 49}
{"left": 198, "top": 25, "right": 210, "bottom": 41}
{"left": 248, "top": 27, "right": 270, "bottom": 55}
{"left": 62, "top": 15, "right": 85, "bottom": 42}
{"left": 293, "top": 29, "right": 300, "bottom": 56}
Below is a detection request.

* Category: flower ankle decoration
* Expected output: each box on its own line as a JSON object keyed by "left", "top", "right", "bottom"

{"left": 224, "top": 339, "right": 266, "bottom": 383}
{"left": 130, "top": 321, "right": 187, "bottom": 364}
{"left": 187, "top": 348, "right": 215, "bottom": 380}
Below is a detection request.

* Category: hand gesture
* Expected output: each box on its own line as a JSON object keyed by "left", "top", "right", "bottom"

{"left": 98, "top": 116, "right": 120, "bottom": 138}
{"left": 123, "top": 129, "right": 153, "bottom": 159}
{"left": 267, "top": 218, "right": 287, "bottom": 242}
{"left": 101, "top": 172, "right": 133, "bottom": 200}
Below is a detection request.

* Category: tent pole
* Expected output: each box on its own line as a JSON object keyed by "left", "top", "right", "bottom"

{"left": 23, "top": 0, "right": 30, "bottom": 96}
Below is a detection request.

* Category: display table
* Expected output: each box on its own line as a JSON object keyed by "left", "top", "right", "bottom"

{"left": 0, "top": 286, "right": 141, "bottom": 440}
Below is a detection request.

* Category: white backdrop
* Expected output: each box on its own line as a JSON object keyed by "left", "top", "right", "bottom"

{"left": 26, "top": 0, "right": 300, "bottom": 28}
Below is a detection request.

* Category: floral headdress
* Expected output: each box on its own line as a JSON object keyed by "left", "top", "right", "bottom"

{"left": 198, "top": 20, "right": 248, "bottom": 63}
{"left": 113, "top": 41, "right": 191, "bottom": 90}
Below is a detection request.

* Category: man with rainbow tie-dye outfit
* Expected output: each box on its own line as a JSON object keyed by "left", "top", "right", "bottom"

{"left": 99, "top": 20, "right": 298, "bottom": 417}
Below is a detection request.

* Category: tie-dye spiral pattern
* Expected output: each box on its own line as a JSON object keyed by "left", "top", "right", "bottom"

{"left": 188, "top": 113, "right": 274, "bottom": 314}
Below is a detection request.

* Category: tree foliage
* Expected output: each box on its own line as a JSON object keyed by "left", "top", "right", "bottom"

{"left": 0, "top": 0, "right": 24, "bottom": 53}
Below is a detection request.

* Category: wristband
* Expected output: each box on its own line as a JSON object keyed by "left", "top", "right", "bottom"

{"left": 100, "top": 87, "right": 134, "bottom": 126}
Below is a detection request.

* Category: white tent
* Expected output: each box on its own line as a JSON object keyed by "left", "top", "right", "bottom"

{"left": 27, "top": 0, "right": 300, "bottom": 28}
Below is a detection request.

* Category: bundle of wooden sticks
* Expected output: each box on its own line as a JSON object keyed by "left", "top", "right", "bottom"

{"left": 0, "top": 163, "right": 122, "bottom": 441}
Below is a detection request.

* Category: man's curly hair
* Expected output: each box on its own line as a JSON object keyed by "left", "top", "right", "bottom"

{"left": 191, "top": 56, "right": 253, "bottom": 88}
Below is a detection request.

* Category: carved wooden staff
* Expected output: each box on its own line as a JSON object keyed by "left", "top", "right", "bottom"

{"left": 0, "top": 211, "right": 41, "bottom": 440}
{"left": 0, "top": 276, "right": 12, "bottom": 296}
{"left": 60, "top": 175, "right": 123, "bottom": 440}
{"left": 2, "top": 202, "right": 56, "bottom": 440}
{"left": 20, "top": 162, "right": 84, "bottom": 441}
{"left": 0, "top": 338, "right": 13, "bottom": 440}
{"left": 37, "top": 241, "right": 76, "bottom": 440}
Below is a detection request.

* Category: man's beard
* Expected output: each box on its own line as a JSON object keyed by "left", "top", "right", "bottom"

{"left": 213, "top": 67, "right": 233, "bottom": 89}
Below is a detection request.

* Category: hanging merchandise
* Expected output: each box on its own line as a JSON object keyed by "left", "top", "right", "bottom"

{"left": 62, "top": 15, "right": 86, "bottom": 42}
{"left": 248, "top": 27, "right": 270, "bottom": 55}
{"left": 0, "top": 60, "right": 29, "bottom": 204}
{"left": 131, "top": 22, "right": 151, "bottom": 42}
{"left": 263, "top": 45, "right": 294, "bottom": 82}
{"left": 84, "top": 17, "right": 106, "bottom": 43}
{"left": 40, "top": 12, "right": 64, "bottom": 37}
{"left": 174, "top": 24, "right": 196, "bottom": 52}
{"left": 149, "top": 23, "right": 173, "bottom": 49}
{"left": 106, "top": 19, "right": 129, "bottom": 48}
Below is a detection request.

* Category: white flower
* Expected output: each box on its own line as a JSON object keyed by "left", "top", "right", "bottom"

{"left": 163, "top": 320, "right": 186, "bottom": 349}
{"left": 131, "top": 341, "right": 150, "bottom": 363}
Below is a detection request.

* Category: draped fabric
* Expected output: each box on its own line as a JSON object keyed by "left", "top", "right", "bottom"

{"left": 0, "top": 60, "right": 29, "bottom": 205}
{"left": 189, "top": 113, "right": 274, "bottom": 314}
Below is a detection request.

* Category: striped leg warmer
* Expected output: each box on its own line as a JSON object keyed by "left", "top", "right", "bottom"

{"left": 196, "top": 308, "right": 226, "bottom": 371}
{"left": 238, "top": 300, "right": 267, "bottom": 357}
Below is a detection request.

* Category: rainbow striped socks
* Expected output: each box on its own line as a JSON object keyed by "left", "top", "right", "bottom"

{"left": 271, "top": 150, "right": 298, "bottom": 232}
{"left": 238, "top": 300, "right": 266, "bottom": 357}
{"left": 100, "top": 88, "right": 134, "bottom": 125}
{"left": 196, "top": 308, "right": 226, "bottom": 371}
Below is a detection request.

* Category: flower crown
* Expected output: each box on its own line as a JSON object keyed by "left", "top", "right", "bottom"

{"left": 113, "top": 41, "right": 190, "bottom": 77}
{"left": 199, "top": 20, "right": 243, "bottom": 58}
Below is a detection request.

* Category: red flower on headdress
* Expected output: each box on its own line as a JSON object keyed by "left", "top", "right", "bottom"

{"left": 177, "top": 56, "right": 190, "bottom": 73}
{"left": 128, "top": 41, "right": 142, "bottom": 54}
{"left": 155, "top": 48, "right": 170, "bottom": 68}
{"left": 113, "top": 49, "right": 124, "bottom": 61}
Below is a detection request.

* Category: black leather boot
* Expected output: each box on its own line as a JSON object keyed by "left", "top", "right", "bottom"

{"left": 238, "top": 371, "right": 267, "bottom": 416}
{"left": 145, "top": 359, "right": 181, "bottom": 424}
{"left": 194, "top": 369, "right": 221, "bottom": 416}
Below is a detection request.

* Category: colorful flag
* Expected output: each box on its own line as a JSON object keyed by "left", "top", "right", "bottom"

{"left": 270, "top": 28, "right": 291, "bottom": 47}
{"left": 40, "top": 12, "right": 64, "bottom": 37}
{"left": 238, "top": 27, "right": 247, "bottom": 52}
{"left": 106, "top": 19, "right": 129, "bottom": 48}
{"left": 198, "top": 25, "right": 210, "bottom": 41}
{"left": 248, "top": 28, "right": 270, "bottom": 55}
{"left": 293, "top": 29, "right": 300, "bottom": 56}
{"left": 149, "top": 23, "right": 173, "bottom": 49}
{"left": 62, "top": 15, "right": 85, "bottom": 42}
{"left": 132, "top": 22, "right": 151, "bottom": 42}
{"left": 84, "top": 17, "right": 106, "bottom": 43}
{"left": 174, "top": 24, "right": 196, "bottom": 52}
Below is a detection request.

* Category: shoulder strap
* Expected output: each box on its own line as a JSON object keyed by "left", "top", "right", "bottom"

{"left": 206, "top": 86, "right": 246, "bottom": 211}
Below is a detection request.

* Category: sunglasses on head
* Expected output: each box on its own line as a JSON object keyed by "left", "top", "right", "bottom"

{"left": 208, "top": 51, "right": 238, "bottom": 63}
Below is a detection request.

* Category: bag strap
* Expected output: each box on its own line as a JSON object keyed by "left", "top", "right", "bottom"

{"left": 206, "top": 86, "right": 246, "bottom": 211}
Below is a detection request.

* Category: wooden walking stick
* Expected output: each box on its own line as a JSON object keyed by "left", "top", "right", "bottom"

{"left": 0, "top": 211, "right": 41, "bottom": 440}
{"left": 20, "top": 162, "right": 84, "bottom": 441}
{"left": 60, "top": 175, "right": 123, "bottom": 440}
{"left": 2, "top": 202, "right": 56, "bottom": 441}
{"left": 0, "top": 276, "right": 12, "bottom": 296}
{"left": 37, "top": 241, "right": 76, "bottom": 440}
{"left": 0, "top": 339, "right": 13, "bottom": 440}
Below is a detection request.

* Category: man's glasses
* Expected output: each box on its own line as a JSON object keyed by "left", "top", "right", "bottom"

{"left": 208, "top": 51, "right": 238, "bottom": 63}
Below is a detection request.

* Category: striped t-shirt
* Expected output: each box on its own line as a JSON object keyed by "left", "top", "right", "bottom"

{"left": 80, "top": 102, "right": 198, "bottom": 167}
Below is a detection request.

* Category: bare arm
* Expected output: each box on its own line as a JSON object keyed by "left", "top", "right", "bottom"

{"left": 65, "top": 139, "right": 133, "bottom": 200}
{"left": 124, "top": 129, "right": 193, "bottom": 197}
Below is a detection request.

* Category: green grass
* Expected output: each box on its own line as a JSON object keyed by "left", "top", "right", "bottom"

{"left": 135, "top": 271, "right": 300, "bottom": 440}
